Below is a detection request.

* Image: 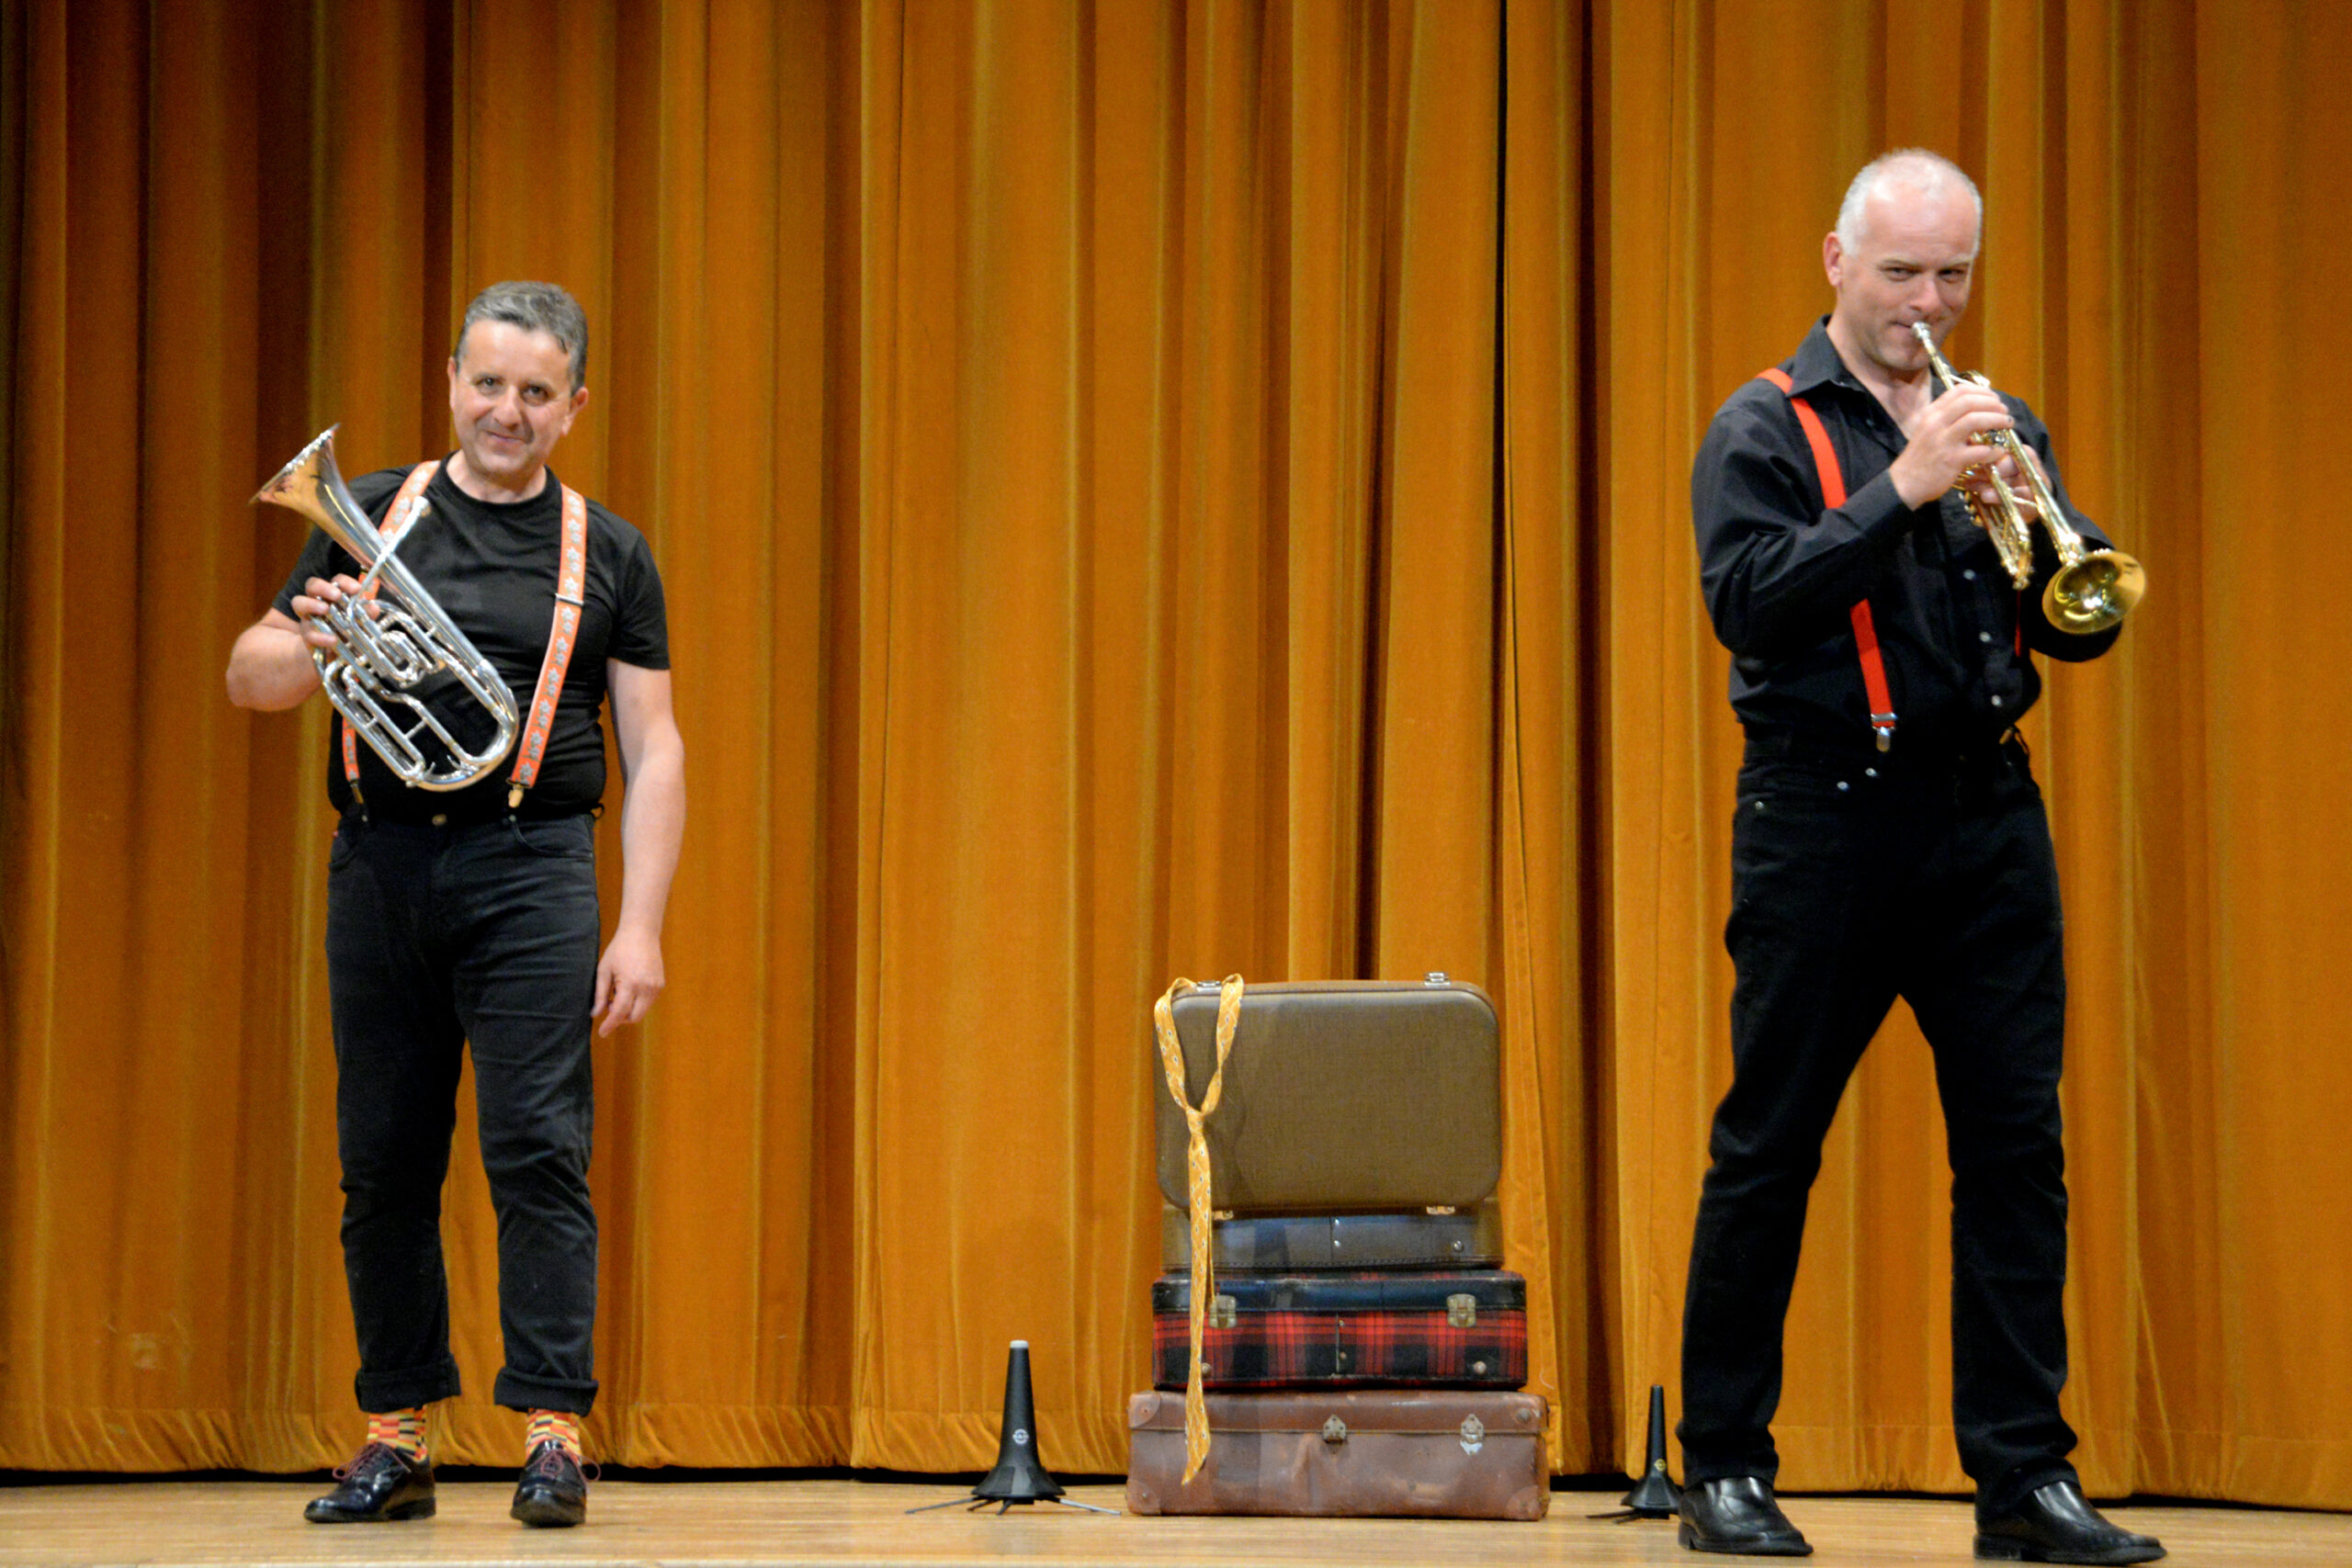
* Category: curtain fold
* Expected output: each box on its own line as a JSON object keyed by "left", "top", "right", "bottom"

{"left": 4, "top": 0, "right": 2347, "bottom": 1506}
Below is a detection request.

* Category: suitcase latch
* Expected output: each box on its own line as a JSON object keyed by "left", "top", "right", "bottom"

{"left": 1459, "top": 1414, "right": 1486, "bottom": 1453}
{"left": 1447, "top": 1292, "right": 1478, "bottom": 1327}
{"left": 1208, "top": 1294, "right": 1238, "bottom": 1330}
{"left": 1320, "top": 1416, "right": 1349, "bottom": 1445}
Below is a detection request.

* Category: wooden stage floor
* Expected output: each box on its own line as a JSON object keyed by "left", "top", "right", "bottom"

{"left": 1, "top": 1477, "right": 2343, "bottom": 1566}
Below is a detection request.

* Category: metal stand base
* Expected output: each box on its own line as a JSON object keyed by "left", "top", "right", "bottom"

{"left": 906, "top": 1492, "right": 1117, "bottom": 1516}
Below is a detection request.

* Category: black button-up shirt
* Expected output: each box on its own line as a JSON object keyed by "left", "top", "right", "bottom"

{"left": 1693, "top": 318, "right": 2120, "bottom": 756}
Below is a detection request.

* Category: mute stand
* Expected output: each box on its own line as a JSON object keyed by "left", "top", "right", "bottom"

{"left": 1592, "top": 1383, "right": 1682, "bottom": 1522}
{"left": 907, "top": 1341, "right": 1115, "bottom": 1516}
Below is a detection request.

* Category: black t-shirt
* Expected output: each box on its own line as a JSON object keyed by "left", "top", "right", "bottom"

{"left": 273, "top": 460, "right": 669, "bottom": 820}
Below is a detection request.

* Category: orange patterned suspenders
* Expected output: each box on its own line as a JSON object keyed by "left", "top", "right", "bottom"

{"left": 339, "top": 462, "right": 442, "bottom": 801}
{"left": 507, "top": 484, "right": 590, "bottom": 810}
{"left": 1756, "top": 368, "right": 1898, "bottom": 752}
{"left": 339, "top": 465, "right": 591, "bottom": 810}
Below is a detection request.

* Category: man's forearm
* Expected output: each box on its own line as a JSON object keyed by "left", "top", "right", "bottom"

{"left": 226, "top": 620, "right": 323, "bottom": 710}
{"left": 612, "top": 739, "right": 685, "bottom": 939}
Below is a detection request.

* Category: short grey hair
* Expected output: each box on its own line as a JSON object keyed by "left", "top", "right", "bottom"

{"left": 455, "top": 280, "right": 589, "bottom": 389}
{"left": 1834, "top": 149, "right": 1983, "bottom": 257}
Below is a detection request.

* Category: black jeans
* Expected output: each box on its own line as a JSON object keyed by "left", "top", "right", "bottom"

{"left": 326, "top": 812, "right": 602, "bottom": 1416}
{"left": 1678, "top": 734, "right": 2077, "bottom": 1512}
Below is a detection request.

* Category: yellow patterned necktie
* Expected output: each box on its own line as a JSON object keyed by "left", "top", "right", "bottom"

{"left": 1151, "top": 975, "right": 1243, "bottom": 1483}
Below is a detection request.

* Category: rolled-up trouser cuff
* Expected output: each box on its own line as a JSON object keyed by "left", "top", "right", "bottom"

{"left": 495, "top": 1367, "right": 597, "bottom": 1416}
{"left": 357, "top": 1355, "right": 462, "bottom": 1415}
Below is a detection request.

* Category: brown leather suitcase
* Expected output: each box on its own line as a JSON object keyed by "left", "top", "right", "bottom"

{"left": 1125, "top": 1388, "right": 1549, "bottom": 1518}
{"left": 1154, "top": 977, "right": 1500, "bottom": 1213}
{"left": 1159, "top": 1201, "right": 1505, "bottom": 1271}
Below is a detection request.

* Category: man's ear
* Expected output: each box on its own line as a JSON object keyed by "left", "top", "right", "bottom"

{"left": 555, "top": 383, "right": 590, "bottom": 439}
{"left": 1823, "top": 231, "right": 1845, "bottom": 289}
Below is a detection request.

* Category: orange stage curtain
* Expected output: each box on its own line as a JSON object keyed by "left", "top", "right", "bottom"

{"left": 3, "top": 0, "right": 2347, "bottom": 1508}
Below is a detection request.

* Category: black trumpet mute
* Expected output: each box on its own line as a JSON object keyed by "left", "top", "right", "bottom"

{"left": 1620, "top": 1382, "right": 1680, "bottom": 1517}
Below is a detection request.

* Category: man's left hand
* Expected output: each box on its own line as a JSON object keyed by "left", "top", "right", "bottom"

{"left": 594, "top": 926, "right": 665, "bottom": 1036}
{"left": 1969, "top": 446, "right": 2045, "bottom": 526}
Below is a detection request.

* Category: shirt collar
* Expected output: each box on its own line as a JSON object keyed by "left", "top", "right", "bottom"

{"left": 1785, "top": 316, "right": 1858, "bottom": 399}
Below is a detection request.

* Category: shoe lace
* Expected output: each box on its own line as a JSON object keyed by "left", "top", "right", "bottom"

{"left": 527, "top": 1439, "right": 598, "bottom": 1483}
{"left": 332, "top": 1441, "right": 401, "bottom": 1483}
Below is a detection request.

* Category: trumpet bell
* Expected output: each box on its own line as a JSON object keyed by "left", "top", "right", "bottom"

{"left": 2042, "top": 549, "right": 2145, "bottom": 637}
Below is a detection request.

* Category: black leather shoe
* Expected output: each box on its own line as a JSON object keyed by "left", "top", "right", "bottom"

{"left": 302, "top": 1442, "right": 435, "bottom": 1523}
{"left": 1678, "top": 1474, "right": 1813, "bottom": 1555}
{"left": 511, "top": 1439, "right": 589, "bottom": 1528}
{"left": 1975, "top": 1480, "right": 2165, "bottom": 1563}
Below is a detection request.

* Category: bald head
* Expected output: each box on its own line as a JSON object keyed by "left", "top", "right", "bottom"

{"left": 1822, "top": 150, "right": 1984, "bottom": 384}
{"left": 1835, "top": 150, "right": 1983, "bottom": 258}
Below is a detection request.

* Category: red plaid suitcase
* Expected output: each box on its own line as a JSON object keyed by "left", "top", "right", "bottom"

{"left": 1150, "top": 1269, "right": 1527, "bottom": 1390}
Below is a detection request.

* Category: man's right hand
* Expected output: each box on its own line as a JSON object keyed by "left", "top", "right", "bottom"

{"left": 288, "top": 574, "right": 374, "bottom": 651}
{"left": 226, "top": 576, "right": 374, "bottom": 711}
{"left": 1888, "top": 385, "right": 2016, "bottom": 511}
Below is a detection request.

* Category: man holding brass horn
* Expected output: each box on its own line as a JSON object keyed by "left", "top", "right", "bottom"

{"left": 1675, "top": 152, "right": 2158, "bottom": 1563}
{"left": 226, "top": 281, "right": 684, "bottom": 1529}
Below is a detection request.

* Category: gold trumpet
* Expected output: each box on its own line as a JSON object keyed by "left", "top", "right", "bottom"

{"left": 1910, "top": 321, "right": 2144, "bottom": 635}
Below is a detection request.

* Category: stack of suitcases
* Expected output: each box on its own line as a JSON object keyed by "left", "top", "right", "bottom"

{"left": 1127, "top": 976, "right": 1549, "bottom": 1520}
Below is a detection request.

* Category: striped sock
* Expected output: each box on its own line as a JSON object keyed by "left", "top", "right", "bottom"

{"left": 526, "top": 1409, "right": 582, "bottom": 1459}
{"left": 364, "top": 1407, "right": 428, "bottom": 1461}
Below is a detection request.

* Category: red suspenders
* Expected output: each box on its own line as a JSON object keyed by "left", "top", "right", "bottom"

{"left": 341, "top": 463, "right": 592, "bottom": 810}
{"left": 1756, "top": 368, "right": 1897, "bottom": 753}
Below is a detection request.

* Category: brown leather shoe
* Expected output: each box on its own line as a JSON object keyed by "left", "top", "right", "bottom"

{"left": 510, "top": 1438, "right": 589, "bottom": 1528}
{"left": 1975, "top": 1480, "right": 2164, "bottom": 1563}
{"left": 1678, "top": 1474, "right": 1813, "bottom": 1555}
{"left": 303, "top": 1442, "right": 435, "bottom": 1523}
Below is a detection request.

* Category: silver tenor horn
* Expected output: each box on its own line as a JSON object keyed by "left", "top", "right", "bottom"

{"left": 254, "top": 428, "right": 520, "bottom": 790}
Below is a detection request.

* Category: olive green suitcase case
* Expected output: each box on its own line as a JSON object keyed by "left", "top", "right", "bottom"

{"left": 1153, "top": 976, "right": 1500, "bottom": 1214}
